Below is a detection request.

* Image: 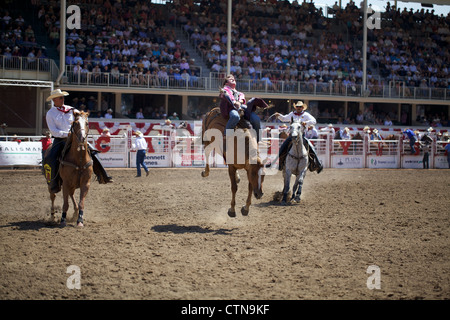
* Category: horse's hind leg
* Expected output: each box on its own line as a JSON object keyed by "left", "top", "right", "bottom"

{"left": 201, "top": 143, "right": 210, "bottom": 178}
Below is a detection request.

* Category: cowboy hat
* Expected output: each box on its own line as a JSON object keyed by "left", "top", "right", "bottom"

{"left": 294, "top": 101, "right": 307, "bottom": 110}
{"left": 134, "top": 130, "right": 143, "bottom": 137}
{"left": 46, "top": 89, "right": 69, "bottom": 102}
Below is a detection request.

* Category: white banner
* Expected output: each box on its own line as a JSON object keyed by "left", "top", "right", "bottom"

{"left": 98, "top": 152, "right": 128, "bottom": 168}
{"left": 434, "top": 156, "right": 449, "bottom": 169}
{"left": 331, "top": 155, "right": 364, "bottom": 168}
{"left": 367, "top": 156, "right": 398, "bottom": 168}
{"left": 130, "top": 152, "right": 171, "bottom": 167}
{"left": 401, "top": 155, "right": 423, "bottom": 168}
{"left": 0, "top": 141, "right": 42, "bottom": 166}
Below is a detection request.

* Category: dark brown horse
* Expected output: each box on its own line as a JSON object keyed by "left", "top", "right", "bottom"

{"left": 201, "top": 103, "right": 266, "bottom": 217}
{"left": 48, "top": 111, "right": 93, "bottom": 227}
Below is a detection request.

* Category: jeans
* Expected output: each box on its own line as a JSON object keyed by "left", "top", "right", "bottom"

{"left": 423, "top": 152, "right": 429, "bottom": 169}
{"left": 136, "top": 149, "right": 148, "bottom": 176}
{"left": 409, "top": 137, "right": 417, "bottom": 154}
{"left": 226, "top": 107, "right": 262, "bottom": 141}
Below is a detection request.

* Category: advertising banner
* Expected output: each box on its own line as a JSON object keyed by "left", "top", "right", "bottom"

{"left": 98, "top": 152, "right": 128, "bottom": 168}
{"left": 434, "top": 156, "right": 449, "bottom": 169}
{"left": 401, "top": 155, "right": 423, "bottom": 168}
{"left": 331, "top": 155, "right": 364, "bottom": 168}
{"left": 130, "top": 152, "right": 171, "bottom": 167}
{"left": 367, "top": 156, "right": 398, "bottom": 168}
{"left": 0, "top": 142, "right": 41, "bottom": 166}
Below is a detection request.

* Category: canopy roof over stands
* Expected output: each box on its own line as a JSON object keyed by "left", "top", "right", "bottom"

{"left": 399, "top": 0, "right": 449, "bottom": 5}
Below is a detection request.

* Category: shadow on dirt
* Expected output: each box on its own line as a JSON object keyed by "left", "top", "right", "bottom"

{"left": 151, "top": 224, "right": 236, "bottom": 235}
{"left": 0, "top": 219, "right": 59, "bottom": 231}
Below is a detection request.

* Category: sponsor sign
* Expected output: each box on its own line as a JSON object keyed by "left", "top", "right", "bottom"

{"left": 98, "top": 152, "right": 127, "bottom": 168}
{"left": 331, "top": 155, "right": 364, "bottom": 168}
{"left": 0, "top": 142, "right": 41, "bottom": 166}
{"left": 401, "top": 155, "right": 423, "bottom": 168}
{"left": 130, "top": 152, "right": 170, "bottom": 167}
{"left": 368, "top": 156, "right": 398, "bottom": 168}
{"left": 434, "top": 156, "right": 449, "bottom": 169}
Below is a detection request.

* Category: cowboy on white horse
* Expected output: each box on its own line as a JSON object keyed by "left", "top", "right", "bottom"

{"left": 272, "top": 101, "right": 323, "bottom": 173}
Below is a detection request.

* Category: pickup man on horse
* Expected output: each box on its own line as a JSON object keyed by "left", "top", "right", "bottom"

{"left": 44, "top": 89, "right": 113, "bottom": 193}
{"left": 272, "top": 101, "right": 323, "bottom": 173}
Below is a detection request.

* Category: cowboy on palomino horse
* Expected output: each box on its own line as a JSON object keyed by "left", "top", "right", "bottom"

{"left": 44, "top": 89, "right": 113, "bottom": 194}
{"left": 272, "top": 101, "right": 323, "bottom": 173}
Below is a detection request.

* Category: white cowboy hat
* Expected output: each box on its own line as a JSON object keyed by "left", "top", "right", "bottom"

{"left": 134, "top": 130, "right": 143, "bottom": 137}
{"left": 46, "top": 89, "right": 69, "bottom": 102}
{"left": 294, "top": 101, "right": 307, "bottom": 110}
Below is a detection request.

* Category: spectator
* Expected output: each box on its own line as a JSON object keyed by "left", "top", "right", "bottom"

{"left": 340, "top": 127, "right": 351, "bottom": 140}
{"left": 136, "top": 108, "right": 144, "bottom": 119}
{"left": 104, "top": 108, "right": 113, "bottom": 119}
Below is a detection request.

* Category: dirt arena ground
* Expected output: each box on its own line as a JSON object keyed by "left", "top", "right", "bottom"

{"left": 0, "top": 167, "right": 448, "bottom": 301}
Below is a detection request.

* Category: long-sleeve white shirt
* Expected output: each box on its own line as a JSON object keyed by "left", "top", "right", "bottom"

{"left": 132, "top": 136, "right": 148, "bottom": 150}
{"left": 277, "top": 111, "right": 317, "bottom": 127}
{"left": 46, "top": 105, "right": 76, "bottom": 138}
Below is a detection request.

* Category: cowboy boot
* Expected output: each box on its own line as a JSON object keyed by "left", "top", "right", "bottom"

{"left": 92, "top": 154, "right": 113, "bottom": 184}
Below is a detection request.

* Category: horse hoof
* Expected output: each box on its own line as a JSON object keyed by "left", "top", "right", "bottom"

{"left": 60, "top": 220, "right": 66, "bottom": 227}
{"left": 281, "top": 201, "right": 287, "bottom": 206}
{"left": 77, "top": 222, "right": 84, "bottom": 227}
{"left": 241, "top": 206, "right": 249, "bottom": 216}
{"left": 201, "top": 171, "right": 209, "bottom": 178}
{"left": 227, "top": 209, "right": 236, "bottom": 218}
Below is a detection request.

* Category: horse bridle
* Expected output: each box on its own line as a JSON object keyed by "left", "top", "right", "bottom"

{"left": 60, "top": 113, "right": 93, "bottom": 171}
{"left": 71, "top": 114, "right": 89, "bottom": 150}
{"left": 288, "top": 122, "right": 307, "bottom": 161}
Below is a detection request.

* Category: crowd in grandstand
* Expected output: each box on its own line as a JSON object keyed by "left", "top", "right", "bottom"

{"left": 0, "top": 0, "right": 449, "bottom": 124}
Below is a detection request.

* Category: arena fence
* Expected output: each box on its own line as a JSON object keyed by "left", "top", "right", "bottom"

{"left": 1, "top": 122, "right": 449, "bottom": 169}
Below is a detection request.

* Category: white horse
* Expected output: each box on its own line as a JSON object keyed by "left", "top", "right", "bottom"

{"left": 281, "top": 120, "right": 309, "bottom": 205}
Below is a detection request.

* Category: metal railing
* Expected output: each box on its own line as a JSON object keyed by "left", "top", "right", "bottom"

{"left": 63, "top": 70, "right": 450, "bottom": 100}
{"left": 0, "top": 55, "right": 59, "bottom": 80}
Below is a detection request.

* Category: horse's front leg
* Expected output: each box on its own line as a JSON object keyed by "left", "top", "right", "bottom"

{"left": 77, "top": 185, "right": 90, "bottom": 227}
{"left": 241, "top": 181, "right": 252, "bottom": 216}
{"left": 281, "top": 169, "right": 291, "bottom": 205}
{"left": 48, "top": 188, "right": 58, "bottom": 223}
{"left": 66, "top": 193, "right": 78, "bottom": 223}
{"left": 293, "top": 165, "right": 308, "bottom": 203}
{"left": 60, "top": 186, "right": 70, "bottom": 227}
{"left": 228, "top": 166, "right": 238, "bottom": 217}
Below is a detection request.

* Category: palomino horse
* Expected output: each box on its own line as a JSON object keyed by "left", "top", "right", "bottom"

{"left": 281, "top": 120, "right": 309, "bottom": 205}
{"left": 201, "top": 104, "right": 266, "bottom": 217}
{"left": 48, "top": 111, "right": 93, "bottom": 227}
